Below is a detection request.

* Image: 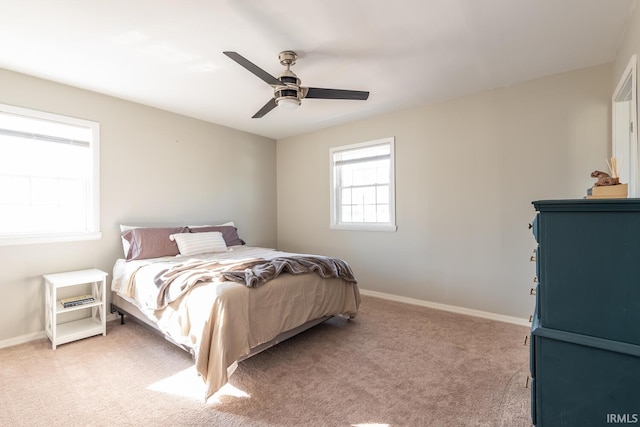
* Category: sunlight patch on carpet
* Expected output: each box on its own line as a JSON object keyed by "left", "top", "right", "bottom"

{"left": 208, "top": 383, "right": 251, "bottom": 404}
{"left": 147, "top": 366, "right": 251, "bottom": 403}
{"left": 147, "top": 366, "right": 206, "bottom": 400}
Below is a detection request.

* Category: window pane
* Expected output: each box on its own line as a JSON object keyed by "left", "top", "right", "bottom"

{"left": 377, "top": 185, "right": 389, "bottom": 203}
{"left": 363, "top": 167, "right": 377, "bottom": 184}
{"left": 60, "top": 205, "right": 86, "bottom": 231}
{"left": 0, "top": 103, "right": 99, "bottom": 241}
{"left": 352, "top": 168, "right": 366, "bottom": 186}
{"left": 351, "top": 205, "right": 364, "bottom": 222}
{"left": 362, "top": 186, "right": 376, "bottom": 204}
{"left": 59, "top": 179, "right": 85, "bottom": 206}
{"left": 377, "top": 164, "right": 390, "bottom": 184}
{"left": 331, "top": 137, "right": 395, "bottom": 230}
{"left": 352, "top": 187, "right": 364, "bottom": 204}
{"left": 32, "top": 178, "right": 58, "bottom": 205}
{"left": 340, "top": 166, "right": 352, "bottom": 186}
{"left": 341, "top": 188, "right": 351, "bottom": 204}
{"left": 0, "top": 176, "right": 29, "bottom": 204}
{"left": 0, "top": 206, "right": 28, "bottom": 233}
{"left": 341, "top": 206, "right": 352, "bottom": 222}
{"left": 363, "top": 205, "right": 377, "bottom": 222}
{"left": 377, "top": 205, "right": 390, "bottom": 222}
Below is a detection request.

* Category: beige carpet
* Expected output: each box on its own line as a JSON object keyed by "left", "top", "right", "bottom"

{"left": 0, "top": 296, "right": 531, "bottom": 426}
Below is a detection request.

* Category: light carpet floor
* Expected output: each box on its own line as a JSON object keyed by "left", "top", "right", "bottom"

{"left": 0, "top": 295, "right": 531, "bottom": 426}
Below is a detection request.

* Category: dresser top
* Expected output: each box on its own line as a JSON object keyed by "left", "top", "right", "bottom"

{"left": 533, "top": 198, "right": 640, "bottom": 212}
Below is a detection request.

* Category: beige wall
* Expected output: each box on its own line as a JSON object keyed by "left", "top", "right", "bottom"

{"left": 614, "top": 1, "right": 640, "bottom": 85}
{"left": 0, "top": 69, "right": 276, "bottom": 344}
{"left": 277, "top": 64, "right": 611, "bottom": 319}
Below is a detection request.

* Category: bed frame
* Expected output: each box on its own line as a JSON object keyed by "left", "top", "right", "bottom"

{"left": 110, "top": 293, "right": 336, "bottom": 361}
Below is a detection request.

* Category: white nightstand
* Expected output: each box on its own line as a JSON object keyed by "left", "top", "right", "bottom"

{"left": 43, "top": 268, "right": 108, "bottom": 350}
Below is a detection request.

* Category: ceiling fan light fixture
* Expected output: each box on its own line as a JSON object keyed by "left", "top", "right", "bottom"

{"left": 275, "top": 87, "right": 301, "bottom": 109}
{"left": 276, "top": 96, "right": 301, "bottom": 109}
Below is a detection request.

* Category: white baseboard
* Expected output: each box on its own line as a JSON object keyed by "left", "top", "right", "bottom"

{"left": 0, "top": 331, "right": 46, "bottom": 349}
{"left": 359, "top": 288, "right": 531, "bottom": 326}
{"left": 0, "top": 312, "right": 120, "bottom": 350}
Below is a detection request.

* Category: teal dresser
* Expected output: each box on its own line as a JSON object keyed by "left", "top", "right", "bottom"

{"left": 530, "top": 199, "right": 640, "bottom": 426}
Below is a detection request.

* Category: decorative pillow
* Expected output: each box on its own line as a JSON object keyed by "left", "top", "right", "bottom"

{"left": 187, "top": 225, "right": 245, "bottom": 246}
{"left": 121, "top": 226, "right": 187, "bottom": 261}
{"left": 170, "top": 231, "right": 229, "bottom": 256}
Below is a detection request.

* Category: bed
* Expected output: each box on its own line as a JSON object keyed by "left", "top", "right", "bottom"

{"left": 110, "top": 224, "right": 360, "bottom": 400}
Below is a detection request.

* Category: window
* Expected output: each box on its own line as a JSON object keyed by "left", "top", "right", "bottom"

{"left": 0, "top": 103, "right": 100, "bottom": 245}
{"left": 330, "top": 137, "right": 396, "bottom": 231}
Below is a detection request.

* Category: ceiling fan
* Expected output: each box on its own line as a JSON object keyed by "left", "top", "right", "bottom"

{"left": 223, "top": 51, "right": 370, "bottom": 118}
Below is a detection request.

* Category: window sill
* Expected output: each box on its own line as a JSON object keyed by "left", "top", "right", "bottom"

{"left": 0, "top": 232, "right": 102, "bottom": 246}
{"left": 330, "top": 223, "right": 397, "bottom": 232}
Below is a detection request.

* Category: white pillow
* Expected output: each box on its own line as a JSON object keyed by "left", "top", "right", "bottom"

{"left": 170, "top": 231, "right": 229, "bottom": 256}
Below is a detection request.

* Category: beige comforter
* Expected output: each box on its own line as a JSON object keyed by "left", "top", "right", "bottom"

{"left": 111, "top": 246, "right": 360, "bottom": 400}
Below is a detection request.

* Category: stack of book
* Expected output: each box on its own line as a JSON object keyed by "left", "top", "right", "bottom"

{"left": 586, "top": 183, "right": 628, "bottom": 199}
{"left": 60, "top": 294, "right": 95, "bottom": 308}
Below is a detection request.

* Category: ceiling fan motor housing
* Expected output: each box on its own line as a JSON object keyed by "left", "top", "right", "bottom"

{"left": 275, "top": 54, "right": 302, "bottom": 106}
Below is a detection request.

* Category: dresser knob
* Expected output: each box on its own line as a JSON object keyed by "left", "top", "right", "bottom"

{"left": 528, "top": 223, "right": 533, "bottom": 229}
{"left": 529, "top": 315, "right": 533, "bottom": 323}
{"left": 525, "top": 375, "right": 530, "bottom": 389}
{"left": 530, "top": 255, "right": 537, "bottom": 262}
{"left": 533, "top": 277, "right": 538, "bottom": 283}
{"left": 523, "top": 335, "right": 529, "bottom": 346}
{"left": 530, "top": 288, "right": 536, "bottom": 296}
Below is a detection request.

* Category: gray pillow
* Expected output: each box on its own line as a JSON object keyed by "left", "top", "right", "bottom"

{"left": 121, "top": 226, "right": 188, "bottom": 260}
{"left": 187, "top": 225, "right": 245, "bottom": 246}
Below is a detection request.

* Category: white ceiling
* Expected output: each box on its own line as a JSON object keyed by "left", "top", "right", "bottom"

{"left": 0, "top": 0, "right": 635, "bottom": 140}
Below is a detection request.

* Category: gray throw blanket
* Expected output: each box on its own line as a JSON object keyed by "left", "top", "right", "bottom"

{"left": 153, "top": 255, "right": 357, "bottom": 309}
{"left": 221, "top": 256, "right": 357, "bottom": 288}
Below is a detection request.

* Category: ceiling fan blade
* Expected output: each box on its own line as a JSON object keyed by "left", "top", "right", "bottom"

{"left": 252, "top": 98, "right": 278, "bottom": 118}
{"left": 304, "top": 87, "right": 369, "bottom": 100}
{"left": 223, "top": 51, "right": 282, "bottom": 86}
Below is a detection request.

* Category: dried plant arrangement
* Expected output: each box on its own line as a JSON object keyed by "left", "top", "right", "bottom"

{"left": 606, "top": 156, "right": 622, "bottom": 180}
{"left": 591, "top": 157, "right": 622, "bottom": 186}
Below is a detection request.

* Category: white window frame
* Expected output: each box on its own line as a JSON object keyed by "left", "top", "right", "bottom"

{"left": 0, "top": 103, "right": 101, "bottom": 246}
{"left": 330, "top": 136, "right": 397, "bottom": 232}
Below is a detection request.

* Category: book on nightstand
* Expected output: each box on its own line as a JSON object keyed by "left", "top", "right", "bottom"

{"left": 60, "top": 294, "right": 95, "bottom": 308}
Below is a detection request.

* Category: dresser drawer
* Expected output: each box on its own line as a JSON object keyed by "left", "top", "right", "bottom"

{"left": 531, "top": 325, "right": 640, "bottom": 426}
{"left": 535, "top": 207, "right": 640, "bottom": 345}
